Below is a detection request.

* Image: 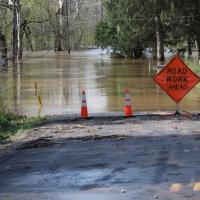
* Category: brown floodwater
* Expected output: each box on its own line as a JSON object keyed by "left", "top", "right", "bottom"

{"left": 1, "top": 50, "right": 200, "bottom": 116}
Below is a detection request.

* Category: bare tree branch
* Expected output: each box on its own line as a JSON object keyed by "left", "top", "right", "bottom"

{"left": 25, "top": 19, "right": 49, "bottom": 25}
{"left": 0, "top": 1, "right": 12, "bottom": 10}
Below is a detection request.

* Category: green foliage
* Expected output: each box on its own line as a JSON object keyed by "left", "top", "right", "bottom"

{"left": 166, "top": 1, "right": 200, "bottom": 47}
{"left": 0, "top": 79, "right": 45, "bottom": 141}
{"left": 95, "top": 0, "right": 160, "bottom": 58}
{"left": 0, "top": 0, "right": 58, "bottom": 51}
{"left": 0, "top": 81, "right": 7, "bottom": 113}
{"left": 185, "top": 59, "right": 200, "bottom": 74}
{"left": 95, "top": 21, "right": 117, "bottom": 49}
{"left": 0, "top": 7, "right": 12, "bottom": 48}
{"left": 0, "top": 113, "right": 45, "bottom": 141}
{"left": 21, "top": 0, "right": 57, "bottom": 50}
{"left": 81, "top": 32, "right": 95, "bottom": 47}
{"left": 185, "top": 59, "right": 200, "bottom": 89}
{"left": 95, "top": 0, "right": 200, "bottom": 59}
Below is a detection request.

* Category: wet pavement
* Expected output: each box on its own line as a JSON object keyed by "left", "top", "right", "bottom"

{"left": 0, "top": 134, "right": 200, "bottom": 200}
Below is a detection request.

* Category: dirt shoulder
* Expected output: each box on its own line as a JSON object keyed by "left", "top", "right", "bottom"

{"left": 1, "top": 114, "right": 200, "bottom": 156}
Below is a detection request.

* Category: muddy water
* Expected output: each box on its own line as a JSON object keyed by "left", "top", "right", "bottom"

{"left": 1, "top": 50, "right": 200, "bottom": 116}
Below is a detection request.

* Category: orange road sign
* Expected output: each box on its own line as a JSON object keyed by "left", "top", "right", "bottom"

{"left": 154, "top": 55, "right": 200, "bottom": 103}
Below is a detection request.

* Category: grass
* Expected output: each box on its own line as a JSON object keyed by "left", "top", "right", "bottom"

{"left": 185, "top": 59, "right": 200, "bottom": 89}
{"left": 0, "top": 112, "right": 46, "bottom": 142}
{"left": 185, "top": 59, "right": 200, "bottom": 74}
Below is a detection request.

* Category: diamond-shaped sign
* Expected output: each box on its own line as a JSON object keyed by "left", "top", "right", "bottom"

{"left": 154, "top": 55, "right": 200, "bottom": 103}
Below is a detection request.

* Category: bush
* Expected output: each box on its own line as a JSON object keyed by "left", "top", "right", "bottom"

{"left": 0, "top": 81, "right": 7, "bottom": 113}
{"left": 0, "top": 113, "right": 45, "bottom": 141}
{"left": 185, "top": 59, "right": 200, "bottom": 74}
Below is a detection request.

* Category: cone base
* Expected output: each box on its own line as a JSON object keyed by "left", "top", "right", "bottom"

{"left": 81, "top": 107, "right": 88, "bottom": 118}
{"left": 124, "top": 105, "right": 133, "bottom": 117}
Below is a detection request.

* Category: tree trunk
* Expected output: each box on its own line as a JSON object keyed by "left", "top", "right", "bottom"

{"left": 12, "top": 0, "right": 18, "bottom": 62}
{"left": 133, "top": 47, "right": 143, "bottom": 59}
{"left": 128, "top": 49, "right": 134, "bottom": 59}
{"left": 24, "top": 27, "right": 33, "bottom": 52}
{"left": 74, "top": 0, "right": 81, "bottom": 19}
{"left": 152, "top": 40, "right": 157, "bottom": 60}
{"left": 65, "top": 0, "right": 70, "bottom": 54}
{"left": 196, "top": 38, "right": 200, "bottom": 64}
{"left": 187, "top": 35, "right": 192, "bottom": 59}
{"left": 74, "top": 30, "right": 83, "bottom": 49}
{"left": 57, "top": 0, "right": 71, "bottom": 53}
{"left": 12, "top": 0, "right": 21, "bottom": 62}
{"left": 0, "top": 32, "right": 8, "bottom": 67}
{"left": 100, "top": 0, "right": 104, "bottom": 20}
{"left": 55, "top": 1, "right": 63, "bottom": 51}
{"left": 18, "top": 26, "right": 24, "bottom": 60}
{"left": 55, "top": 33, "right": 62, "bottom": 51}
{"left": 155, "top": 15, "right": 165, "bottom": 61}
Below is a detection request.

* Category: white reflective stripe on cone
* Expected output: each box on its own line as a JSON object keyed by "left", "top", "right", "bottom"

{"left": 82, "top": 96, "right": 87, "bottom": 102}
{"left": 125, "top": 100, "right": 131, "bottom": 106}
{"left": 82, "top": 102, "right": 87, "bottom": 107}
{"left": 125, "top": 93, "right": 130, "bottom": 100}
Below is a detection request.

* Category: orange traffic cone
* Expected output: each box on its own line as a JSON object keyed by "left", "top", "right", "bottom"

{"left": 124, "top": 89, "right": 133, "bottom": 117}
{"left": 81, "top": 90, "right": 88, "bottom": 118}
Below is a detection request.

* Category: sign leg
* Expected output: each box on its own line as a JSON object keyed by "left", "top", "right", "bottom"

{"left": 174, "top": 103, "right": 180, "bottom": 115}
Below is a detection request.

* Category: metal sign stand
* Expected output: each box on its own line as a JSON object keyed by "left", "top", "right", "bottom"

{"left": 154, "top": 55, "right": 200, "bottom": 117}
{"left": 174, "top": 103, "right": 181, "bottom": 116}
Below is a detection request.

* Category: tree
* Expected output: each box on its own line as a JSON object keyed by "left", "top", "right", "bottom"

{"left": 0, "top": 0, "right": 102, "bottom": 62}
{"left": 12, "top": 0, "right": 21, "bottom": 62}
{"left": 95, "top": 0, "right": 200, "bottom": 61}
{"left": 95, "top": 0, "right": 150, "bottom": 58}
{"left": 95, "top": 0, "right": 172, "bottom": 60}
{"left": 0, "top": 0, "right": 20, "bottom": 63}
{"left": 0, "top": 4, "right": 9, "bottom": 66}
{"left": 166, "top": 0, "right": 200, "bottom": 60}
{"left": 0, "top": 31, "right": 7, "bottom": 66}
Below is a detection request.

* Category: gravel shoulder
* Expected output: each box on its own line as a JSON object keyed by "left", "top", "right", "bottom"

{"left": 1, "top": 114, "right": 200, "bottom": 155}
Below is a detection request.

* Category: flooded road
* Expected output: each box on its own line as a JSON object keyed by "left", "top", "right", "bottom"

{"left": 1, "top": 50, "right": 200, "bottom": 116}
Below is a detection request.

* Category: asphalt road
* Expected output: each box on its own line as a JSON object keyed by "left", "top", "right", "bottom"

{"left": 0, "top": 134, "right": 200, "bottom": 200}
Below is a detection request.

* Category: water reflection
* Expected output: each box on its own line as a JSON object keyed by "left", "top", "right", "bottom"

{"left": 0, "top": 50, "right": 200, "bottom": 116}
